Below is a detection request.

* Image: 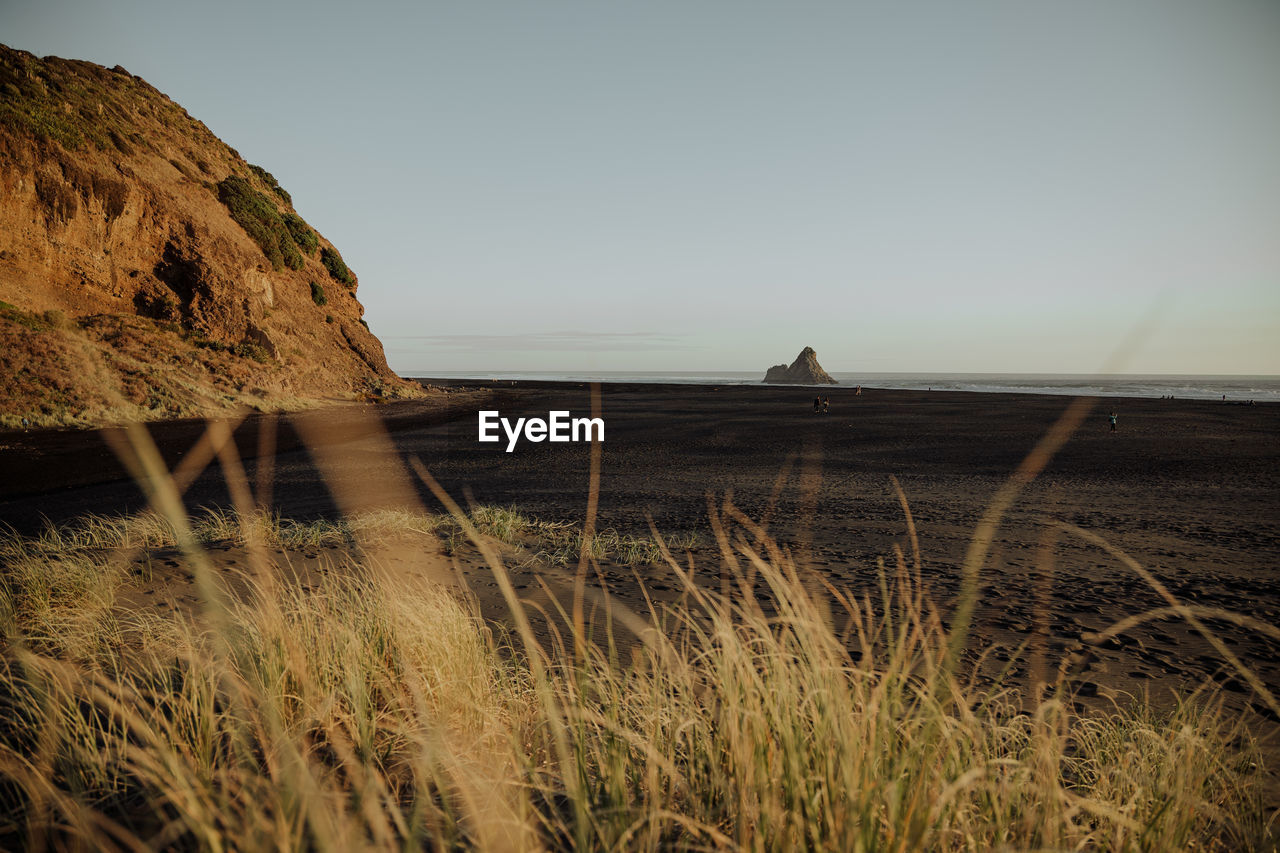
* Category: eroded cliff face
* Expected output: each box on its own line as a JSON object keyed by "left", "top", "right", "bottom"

{"left": 0, "top": 44, "right": 418, "bottom": 427}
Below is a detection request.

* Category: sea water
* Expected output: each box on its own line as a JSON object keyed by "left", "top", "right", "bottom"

{"left": 408, "top": 371, "right": 1280, "bottom": 402}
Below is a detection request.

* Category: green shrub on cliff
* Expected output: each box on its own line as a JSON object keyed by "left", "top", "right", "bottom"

{"left": 320, "top": 246, "right": 355, "bottom": 286}
{"left": 232, "top": 341, "right": 272, "bottom": 363}
{"left": 247, "top": 162, "right": 292, "bottom": 205}
{"left": 310, "top": 281, "right": 327, "bottom": 306}
{"left": 283, "top": 212, "right": 319, "bottom": 255}
{"left": 217, "top": 176, "right": 303, "bottom": 271}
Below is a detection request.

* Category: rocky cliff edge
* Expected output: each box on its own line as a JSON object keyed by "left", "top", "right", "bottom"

{"left": 0, "top": 44, "right": 421, "bottom": 428}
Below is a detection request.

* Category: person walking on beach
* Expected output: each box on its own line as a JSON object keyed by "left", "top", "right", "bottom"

{"left": 1109, "top": 412, "right": 1118, "bottom": 433}
{"left": 821, "top": 396, "right": 830, "bottom": 413}
{"left": 814, "top": 396, "right": 821, "bottom": 413}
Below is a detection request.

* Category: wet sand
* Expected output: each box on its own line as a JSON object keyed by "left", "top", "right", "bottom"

{"left": 1, "top": 380, "right": 1278, "bottom": 718}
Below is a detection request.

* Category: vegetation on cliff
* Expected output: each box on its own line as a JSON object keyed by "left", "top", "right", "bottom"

{"left": 0, "top": 44, "right": 419, "bottom": 428}
{"left": 216, "top": 175, "right": 305, "bottom": 272}
{"left": 321, "top": 245, "right": 356, "bottom": 286}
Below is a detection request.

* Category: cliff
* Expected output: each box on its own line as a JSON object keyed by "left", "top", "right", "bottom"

{"left": 762, "top": 347, "right": 838, "bottom": 385}
{"left": 0, "top": 44, "right": 420, "bottom": 428}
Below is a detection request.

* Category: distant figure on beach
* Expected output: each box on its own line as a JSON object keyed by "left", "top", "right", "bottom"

{"left": 855, "top": 385, "right": 862, "bottom": 396}
{"left": 821, "top": 396, "right": 830, "bottom": 413}
{"left": 813, "top": 396, "right": 821, "bottom": 413}
{"left": 1109, "top": 412, "right": 1118, "bottom": 432}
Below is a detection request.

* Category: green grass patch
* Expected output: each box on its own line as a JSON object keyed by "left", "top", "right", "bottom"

{"left": 15, "top": 507, "right": 443, "bottom": 556}
{"left": 0, "top": 91, "right": 85, "bottom": 149}
{"left": 0, "top": 300, "right": 51, "bottom": 331}
{"left": 0, "top": 54, "right": 143, "bottom": 152}
{"left": 438, "top": 503, "right": 700, "bottom": 566}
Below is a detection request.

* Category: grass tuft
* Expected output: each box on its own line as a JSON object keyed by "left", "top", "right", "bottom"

{"left": 0, "top": 499, "right": 1274, "bottom": 849}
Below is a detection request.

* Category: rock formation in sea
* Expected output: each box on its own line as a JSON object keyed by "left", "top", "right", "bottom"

{"left": 762, "top": 347, "right": 838, "bottom": 385}
{"left": 0, "top": 44, "right": 420, "bottom": 427}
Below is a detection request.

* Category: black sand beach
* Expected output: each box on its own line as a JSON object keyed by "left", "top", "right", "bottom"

{"left": 2, "top": 380, "right": 1278, "bottom": 715}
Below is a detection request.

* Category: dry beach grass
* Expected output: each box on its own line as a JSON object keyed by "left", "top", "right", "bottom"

{"left": 0, "top": 405, "right": 1277, "bottom": 851}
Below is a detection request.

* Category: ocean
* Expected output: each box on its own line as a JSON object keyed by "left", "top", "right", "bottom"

{"left": 406, "top": 372, "right": 1280, "bottom": 402}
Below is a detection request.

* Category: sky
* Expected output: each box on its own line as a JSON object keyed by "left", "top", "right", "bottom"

{"left": 4, "top": 0, "right": 1279, "bottom": 375}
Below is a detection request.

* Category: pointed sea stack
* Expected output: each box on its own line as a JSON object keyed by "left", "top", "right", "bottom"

{"left": 762, "top": 347, "right": 838, "bottom": 385}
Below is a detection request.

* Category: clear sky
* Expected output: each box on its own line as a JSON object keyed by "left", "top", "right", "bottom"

{"left": 5, "top": 0, "right": 1279, "bottom": 375}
